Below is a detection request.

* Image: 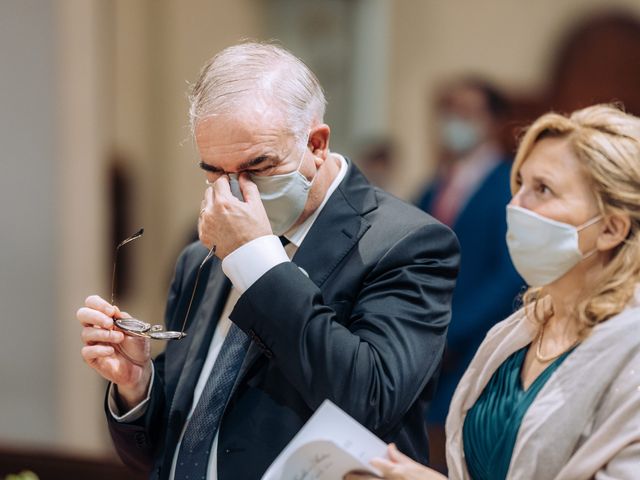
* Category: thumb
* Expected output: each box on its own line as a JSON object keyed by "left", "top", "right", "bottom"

{"left": 388, "top": 443, "right": 411, "bottom": 463}
{"left": 238, "top": 173, "right": 261, "bottom": 204}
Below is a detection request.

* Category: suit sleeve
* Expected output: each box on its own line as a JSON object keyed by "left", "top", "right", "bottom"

{"left": 104, "top": 246, "right": 189, "bottom": 472}
{"left": 231, "top": 222, "right": 460, "bottom": 435}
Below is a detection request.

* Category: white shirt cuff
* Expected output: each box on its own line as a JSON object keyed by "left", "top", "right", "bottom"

{"left": 221, "top": 235, "right": 289, "bottom": 293}
{"left": 108, "top": 363, "right": 154, "bottom": 423}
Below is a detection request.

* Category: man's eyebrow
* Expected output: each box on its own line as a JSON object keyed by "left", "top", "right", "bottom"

{"left": 238, "top": 155, "right": 276, "bottom": 170}
{"left": 198, "top": 161, "right": 223, "bottom": 173}
{"left": 198, "top": 155, "right": 278, "bottom": 174}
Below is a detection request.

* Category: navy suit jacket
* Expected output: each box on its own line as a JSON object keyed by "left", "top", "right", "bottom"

{"left": 107, "top": 161, "right": 460, "bottom": 479}
{"left": 418, "top": 160, "right": 524, "bottom": 422}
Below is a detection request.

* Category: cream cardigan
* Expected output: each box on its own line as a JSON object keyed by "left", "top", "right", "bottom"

{"left": 445, "top": 292, "right": 640, "bottom": 479}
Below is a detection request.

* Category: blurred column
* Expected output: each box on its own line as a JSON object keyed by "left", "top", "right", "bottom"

{"left": 265, "top": 0, "right": 356, "bottom": 153}
{"left": 55, "top": 0, "right": 112, "bottom": 453}
{"left": 349, "top": 0, "right": 391, "bottom": 142}
{"left": 0, "top": 0, "right": 57, "bottom": 447}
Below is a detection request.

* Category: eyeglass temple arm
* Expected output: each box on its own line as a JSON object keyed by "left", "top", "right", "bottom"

{"left": 178, "top": 245, "right": 216, "bottom": 334}
{"left": 111, "top": 228, "right": 145, "bottom": 306}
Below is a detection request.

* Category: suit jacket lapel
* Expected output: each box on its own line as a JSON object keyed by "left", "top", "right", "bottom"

{"left": 169, "top": 262, "right": 231, "bottom": 420}
{"left": 292, "top": 185, "right": 371, "bottom": 288}
{"left": 230, "top": 160, "right": 376, "bottom": 394}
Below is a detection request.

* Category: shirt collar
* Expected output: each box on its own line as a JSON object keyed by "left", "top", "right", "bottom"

{"left": 283, "top": 154, "right": 348, "bottom": 248}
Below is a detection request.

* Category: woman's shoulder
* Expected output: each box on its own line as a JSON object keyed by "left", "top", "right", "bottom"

{"left": 459, "top": 306, "right": 538, "bottom": 375}
{"left": 590, "top": 292, "right": 640, "bottom": 350}
{"left": 483, "top": 307, "right": 531, "bottom": 343}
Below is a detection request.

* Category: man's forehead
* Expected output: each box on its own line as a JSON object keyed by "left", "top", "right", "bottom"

{"left": 195, "top": 112, "right": 293, "bottom": 166}
{"left": 195, "top": 111, "right": 284, "bottom": 140}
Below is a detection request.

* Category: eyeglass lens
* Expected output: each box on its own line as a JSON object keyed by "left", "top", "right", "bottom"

{"left": 111, "top": 228, "right": 215, "bottom": 341}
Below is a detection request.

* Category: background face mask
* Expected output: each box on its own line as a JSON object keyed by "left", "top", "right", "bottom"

{"left": 506, "top": 205, "right": 601, "bottom": 287}
{"left": 440, "top": 116, "right": 483, "bottom": 154}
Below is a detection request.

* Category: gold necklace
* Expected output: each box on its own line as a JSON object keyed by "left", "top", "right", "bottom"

{"left": 535, "top": 326, "right": 579, "bottom": 363}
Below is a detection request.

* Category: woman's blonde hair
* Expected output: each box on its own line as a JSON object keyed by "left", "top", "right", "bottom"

{"left": 512, "top": 104, "right": 640, "bottom": 336}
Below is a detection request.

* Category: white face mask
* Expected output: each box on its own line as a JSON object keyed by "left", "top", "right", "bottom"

{"left": 224, "top": 142, "right": 314, "bottom": 235}
{"left": 506, "top": 205, "right": 602, "bottom": 287}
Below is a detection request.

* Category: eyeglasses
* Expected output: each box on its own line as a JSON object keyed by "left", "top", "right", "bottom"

{"left": 111, "top": 228, "right": 215, "bottom": 341}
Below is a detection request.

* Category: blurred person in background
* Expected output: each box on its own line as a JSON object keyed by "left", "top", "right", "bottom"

{"left": 355, "top": 136, "right": 397, "bottom": 191}
{"left": 348, "top": 104, "right": 640, "bottom": 479}
{"left": 76, "top": 42, "right": 460, "bottom": 479}
{"left": 416, "top": 78, "right": 523, "bottom": 461}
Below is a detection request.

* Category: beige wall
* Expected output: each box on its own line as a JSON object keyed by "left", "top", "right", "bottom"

{"left": 388, "top": 0, "right": 640, "bottom": 199}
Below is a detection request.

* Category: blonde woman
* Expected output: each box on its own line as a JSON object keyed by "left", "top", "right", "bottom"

{"left": 348, "top": 104, "right": 640, "bottom": 479}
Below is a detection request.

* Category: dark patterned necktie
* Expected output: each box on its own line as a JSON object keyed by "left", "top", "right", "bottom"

{"left": 174, "top": 322, "right": 250, "bottom": 479}
{"left": 174, "top": 235, "right": 288, "bottom": 478}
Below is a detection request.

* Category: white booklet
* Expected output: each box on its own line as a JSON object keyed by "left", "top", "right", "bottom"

{"left": 261, "top": 400, "right": 388, "bottom": 480}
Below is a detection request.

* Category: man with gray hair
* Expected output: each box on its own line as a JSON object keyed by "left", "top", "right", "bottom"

{"left": 77, "top": 42, "right": 459, "bottom": 479}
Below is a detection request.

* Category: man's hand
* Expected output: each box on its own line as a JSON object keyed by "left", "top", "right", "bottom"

{"left": 344, "top": 444, "right": 447, "bottom": 480}
{"left": 77, "top": 295, "right": 152, "bottom": 410}
{"left": 198, "top": 173, "right": 272, "bottom": 258}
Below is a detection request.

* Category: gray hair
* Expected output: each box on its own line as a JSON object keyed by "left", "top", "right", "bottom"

{"left": 189, "top": 42, "right": 326, "bottom": 143}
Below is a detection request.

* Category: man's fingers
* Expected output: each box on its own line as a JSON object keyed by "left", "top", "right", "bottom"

{"left": 238, "top": 173, "right": 261, "bottom": 204}
{"left": 85, "top": 294, "right": 115, "bottom": 317}
{"left": 77, "top": 306, "right": 114, "bottom": 329}
{"left": 81, "top": 326, "right": 124, "bottom": 345}
{"left": 204, "top": 186, "right": 215, "bottom": 211}
{"left": 212, "top": 175, "right": 233, "bottom": 201}
{"left": 81, "top": 344, "right": 115, "bottom": 361}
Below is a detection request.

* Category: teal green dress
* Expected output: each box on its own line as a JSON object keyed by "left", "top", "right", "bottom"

{"left": 462, "top": 345, "right": 573, "bottom": 480}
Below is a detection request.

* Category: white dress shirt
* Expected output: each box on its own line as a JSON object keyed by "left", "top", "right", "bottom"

{"left": 110, "top": 154, "right": 348, "bottom": 479}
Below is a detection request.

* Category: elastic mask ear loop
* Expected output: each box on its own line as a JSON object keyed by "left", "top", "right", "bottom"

{"left": 295, "top": 144, "right": 307, "bottom": 172}
{"left": 578, "top": 214, "right": 603, "bottom": 259}
{"left": 578, "top": 214, "right": 603, "bottom": 231}
{"left": 269, "top": 133, "right": 310, "bottom": 177}
{"left": 295, "top": 132, "right": 315, "bottom": 185}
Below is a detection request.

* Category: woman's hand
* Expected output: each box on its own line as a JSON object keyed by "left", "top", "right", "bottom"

{"left": 344, "top": 444, "right": 447, "bottom": 480}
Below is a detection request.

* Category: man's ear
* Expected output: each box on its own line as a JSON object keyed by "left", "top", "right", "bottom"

{"left": 308, "top": 124, "right": 330, "bottom": 162}
{"left": 597, "top": 212, "right": 631, "bottom": 252}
